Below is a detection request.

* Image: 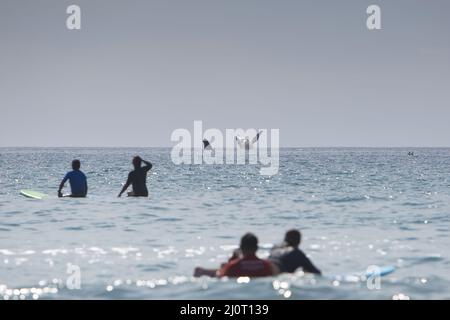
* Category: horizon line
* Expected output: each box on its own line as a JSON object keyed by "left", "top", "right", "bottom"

{"left": 1, "top": 146, "right": 450, "bottom": 149}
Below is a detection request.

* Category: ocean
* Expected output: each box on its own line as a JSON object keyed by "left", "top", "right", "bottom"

{"left": 0, "top": 147, "right": 449, "bottom": 299}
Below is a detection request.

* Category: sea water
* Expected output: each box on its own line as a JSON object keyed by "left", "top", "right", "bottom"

{"left": 0, "top": 148, "right": 449, "bottom": 299}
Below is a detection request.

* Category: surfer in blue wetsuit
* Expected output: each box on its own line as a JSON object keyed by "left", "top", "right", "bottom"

{"left": 118, "top": 156, "right": 152, "bottom": 197}
{"left": 58, "top": 159, "right": 88, "bottom": 198}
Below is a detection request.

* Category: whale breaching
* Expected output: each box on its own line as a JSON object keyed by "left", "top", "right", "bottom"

{"left": 236, "top": 131, "right": 263, "bottom": 150}
{"left": 202, "top": 131, "right": 263, "bottom": 151}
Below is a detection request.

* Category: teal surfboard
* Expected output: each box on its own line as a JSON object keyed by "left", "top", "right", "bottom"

{"left": 365, "top": 265, "right": 395, "bottom": 278}
{"left": 330, "top": 265, "right": 395, "bottom": 282}
{"left": 20, "top": 190, "right": 48, "bottom": 200}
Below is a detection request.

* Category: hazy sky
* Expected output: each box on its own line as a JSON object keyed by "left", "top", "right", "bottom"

{"left": 1, "top": 0, "right": 449, "bottom": 147}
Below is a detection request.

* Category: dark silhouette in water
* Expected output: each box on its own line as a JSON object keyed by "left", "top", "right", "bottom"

{"left": 217, "top": 233, "right": 278, "bottom": 277}
{"left": 194, "top": 233, "right": 278, "bottom": 278}
{"left": 58, "top": 159, "right": 88, "bottom": 198}
{"left": 269, "top": 229, "right": 321, "bottom": 274}
{"left": 194, "top": 229, "right": 320, "bottom": 277}
{"left": 118, "top": 156, "right": 152, "bottom": 197}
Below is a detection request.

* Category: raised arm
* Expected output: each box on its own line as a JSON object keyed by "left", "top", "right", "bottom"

{"left": 142, "top": 159, "right": 153, "bottom": 172}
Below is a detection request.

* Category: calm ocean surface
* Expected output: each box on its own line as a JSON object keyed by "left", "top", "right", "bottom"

{"left": 0, "top": 148, "right": 449, "bottom": 299}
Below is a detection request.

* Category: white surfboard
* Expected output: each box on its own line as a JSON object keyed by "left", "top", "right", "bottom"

{"left": 20, "top": 190, "right": 48, "bottom": 200}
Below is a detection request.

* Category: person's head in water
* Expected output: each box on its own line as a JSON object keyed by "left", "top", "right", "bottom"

{"left": 284, "top": 229, "right": 301, "bottom": 248}
{"left": 72, "top": 159, "right": 81, "bottom": 171}
{"left": 240, "top": 233, "right": 258, "bottom": 256}
{"left": 132, "top": 156, "right": 142, "bottom": 169}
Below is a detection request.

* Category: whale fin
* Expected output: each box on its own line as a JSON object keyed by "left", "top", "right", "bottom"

{"left": 203, "top": 139, "right": 213, "bottom": 150}
{"left": 251, "top": 131, "right": 263, "bottom": 145}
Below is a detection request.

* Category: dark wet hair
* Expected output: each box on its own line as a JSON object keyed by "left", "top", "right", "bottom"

{"left": 132, "top": 156, "right": 142, "bottom": 169}
{"left": 284, "top": 229, "right": 301, "bottom": 247}
{"left": 72, "top": 159, "right": 81, "bottom": 170}
{"left": 240, "top": 233, "right": 258, "bottom": 253}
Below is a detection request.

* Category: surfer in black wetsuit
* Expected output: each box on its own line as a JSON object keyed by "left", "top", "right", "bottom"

{"left": 193, "top": 229, "right": 320, "bottom": 277}
{"left": 269, "top": 229, "right": 321, "bottom": 274}
{"left": 118, "top": 156, "right": 152, "bottom": 197}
